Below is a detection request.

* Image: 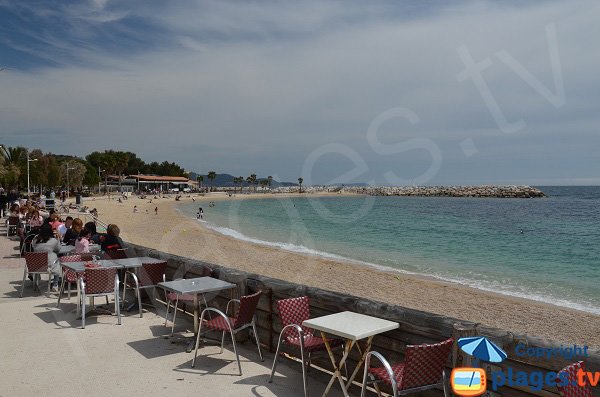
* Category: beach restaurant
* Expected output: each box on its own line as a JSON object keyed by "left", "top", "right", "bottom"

{"left": 106, "top": 174, "right": 199, "bottom": 192}
{"left": 4, "top": 212, "right": 599, "bottom": 397}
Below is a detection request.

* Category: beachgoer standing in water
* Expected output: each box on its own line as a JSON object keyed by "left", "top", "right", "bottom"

{"left": 197, "top": 207, "right": 203, "bottom": 219}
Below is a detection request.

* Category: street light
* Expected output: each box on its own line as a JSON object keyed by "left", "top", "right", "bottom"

{"left": 27, "top": 149, "right": 38, "bottom": 198}
{"left": 98, "top": 167, "right": 105, "bottom": 195}
{"left": 66, "top": 162, "right": 76, "bottom": 198}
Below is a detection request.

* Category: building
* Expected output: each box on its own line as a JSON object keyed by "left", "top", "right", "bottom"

{"left": 105, "top": 174, "right": 199, "bottom": 192}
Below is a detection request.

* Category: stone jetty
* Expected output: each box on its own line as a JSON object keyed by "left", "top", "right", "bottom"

{"left": 272, "top": 185, "right": 546, "bottom": 198}
{"left": 349, "top": 185, "right": 546, "bottom": 198}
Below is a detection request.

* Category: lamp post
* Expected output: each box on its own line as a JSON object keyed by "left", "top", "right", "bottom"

{"left": 98, "top": 167, "right": 105, "bottom": 195}
{"left": 66, "top": 162, "right": 76, "bottom": 198}
{"left": 27, "top": 149, "right": 38, "bottom": 198}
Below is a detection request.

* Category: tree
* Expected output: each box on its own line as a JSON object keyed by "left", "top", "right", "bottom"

{"left": 260, "top": 179, "right": 268, "bottom": 190}
{"left": 298, "top": 177, "right": 303, "bottom": 193}
{"left": 249, "top": 174, "right": 257, "bottom": 192}
{"left": 237, "top": 176, "right": 244, "bottom": 193}
{"left": 267, "top": 175, "right": 273, "bottom": 190}
{"left": 197, "top": 175, "right": 204, "bottom": 191}
{"left": 207, "top": 171, "right": 217, "bottom": 191}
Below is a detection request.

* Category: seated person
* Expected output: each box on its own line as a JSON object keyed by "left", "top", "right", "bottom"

{"left": 100, "top": 224, "right": 125, "bottom": 251}
{"left": 75, "top": 227, "right": 92, "bottom": 253}
{"left": 33, "top": 224, "right": 61, "bottom": 291}
{"left": 63, "top": 218, "right": 83, "bottom": 245}
{"left": 84, "top": 221, "right": 101, "bottom": 245}
{"left": 56, "top": 216, "right": 73, "bottom": 240}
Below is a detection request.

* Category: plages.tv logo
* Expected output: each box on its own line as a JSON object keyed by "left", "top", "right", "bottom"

{"left": 451, "top": 336, "right": 507, "bottom": 397}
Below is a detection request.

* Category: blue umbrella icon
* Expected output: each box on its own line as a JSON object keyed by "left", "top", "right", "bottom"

{"left": 458, "top": 336, "right": 507, "bottom": 364}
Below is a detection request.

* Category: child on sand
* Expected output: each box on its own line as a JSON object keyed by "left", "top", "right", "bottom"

{"left": 133, "top": 205, "right": 138, "bottom": 213}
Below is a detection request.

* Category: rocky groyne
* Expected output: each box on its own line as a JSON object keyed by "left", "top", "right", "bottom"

{"left": 272, "top": 185, "right": 546, "bottom": 198}
{"left": 350, "top": 185, "right": 546, "bottom": 198}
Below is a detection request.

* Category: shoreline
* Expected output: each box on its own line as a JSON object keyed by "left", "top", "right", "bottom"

{"left": 86, "top": 193, "right": 600, "bottom": 345}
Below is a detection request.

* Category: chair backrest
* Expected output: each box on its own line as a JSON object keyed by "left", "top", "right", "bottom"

{"left": 84, "top": 268, "right": 117, "bottom": 294}
{"left": 103, "top": 249, "right": 127, "bottom": 259}
{"left": 24, "top": 252, "right": 49, "bottom": 272}
{"left": 232, "top": 290, "right": 262, "bottom": 329}
{"left": 61, "top": 254, "right": 94, "bottom": 282}
{"left": 556, "top": 361, "right": 593, "bottom": 397}
{"left": 8, "top": 216, "right": 20, "bottom": 226}
{"left": 138, "top": 262, "right": 167, "bottom": 286}
{"left": 21, "top": 233, "right": 38, "bottom": 255}
{"left": 398, "top": 337, "right": 454, "bottom": 391}
{"left": 276, "top": 296, "right": 312, "bottom": 339}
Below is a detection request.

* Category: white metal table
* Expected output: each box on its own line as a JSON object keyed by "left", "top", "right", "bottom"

{"left": 303, "top": 311, "right": 399, "bottom": 397}
{"left": 158, "top": 277, "right": 236, "bottom": 337}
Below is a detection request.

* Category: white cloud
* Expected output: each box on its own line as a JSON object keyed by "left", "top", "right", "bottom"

{"left": 0, "top": 0, "right": 599, "bottom": 184}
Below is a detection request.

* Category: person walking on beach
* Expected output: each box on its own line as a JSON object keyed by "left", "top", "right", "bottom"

{"left": 197, "top": 207, "right": 203, "bottom": 220}
{"left": 154, "top": 206, "right": 158, "bottom": 215}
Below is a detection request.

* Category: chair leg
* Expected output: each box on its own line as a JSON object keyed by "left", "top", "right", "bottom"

{"left": 81, "top": 293, "right": 86, "bottom": 329}
{"left": 56, "top": 276, "right": 67, "bottom": 308}
{"left": 105, "top": 296, "right": 109, "bottom": 305}
{"left": 164, "top": 299, "right": 171, "bottom": 327}
{"left": 220, "top": 331, "right": 225, "bottom": 354}
{"left": 121, "top": 272, "right": 128, "bottom": 307}
{"left": 68, "top": 281, "right": 72, "bottom": 299}
{"left": 20, "top": 267, "right": 27, "bottom": 298}
{"left": 115, "top": 290, "right": 121, "bottom": 325}
{"left": 269, "top": 333, "right": 284, "bottom": 383}
{"left": 137, "top": 287, "right": 142, "bottom": 318}
{"left": 171, "top": 298, "right": 179, "bottom": 336}
{"left": 230, "top": 329, "right": 242, "bottom": 376}
{"left": 192, "top": 311, "right": 206, "bottom": 368}
{"left": 251, "top": 322, "right": 264, "bottom": 362}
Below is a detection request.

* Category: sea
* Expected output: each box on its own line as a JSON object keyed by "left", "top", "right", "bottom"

{"left": 180, "top": 186, "right": 600, "bottom": 315}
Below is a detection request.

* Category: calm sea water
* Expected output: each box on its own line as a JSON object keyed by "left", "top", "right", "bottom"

{"left": 181, "top": 186, "right": 600, "bottom": 314}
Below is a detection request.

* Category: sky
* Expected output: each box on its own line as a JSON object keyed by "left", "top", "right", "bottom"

{"left": 0, "top": 0, "right": 598, "bottom": 186}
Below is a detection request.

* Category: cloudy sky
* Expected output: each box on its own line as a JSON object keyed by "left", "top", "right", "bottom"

{"left": 0, "top": 0, "right": 598, "bottom": 185}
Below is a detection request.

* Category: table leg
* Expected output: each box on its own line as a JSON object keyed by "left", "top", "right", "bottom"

{"left": 322, "top": 332, "right": 354, "bottom": 397}
{"left": 345, "top": 336, "right": 373, "bottom": 390}
{"left": 186, "top": 294, "right": 200, "bottom": 353}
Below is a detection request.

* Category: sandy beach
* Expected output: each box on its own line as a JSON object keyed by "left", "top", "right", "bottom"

{"left": 84, "top": 193, "right": 600, "bottom": 346}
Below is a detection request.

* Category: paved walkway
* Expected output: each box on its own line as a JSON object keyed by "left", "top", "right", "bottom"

{"left": 0, "top": 227, "right": 346, "bottom": 397}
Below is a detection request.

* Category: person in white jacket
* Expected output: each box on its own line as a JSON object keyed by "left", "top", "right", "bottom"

{"left": 33, "top": 224, "right": 61, "bottom": 291}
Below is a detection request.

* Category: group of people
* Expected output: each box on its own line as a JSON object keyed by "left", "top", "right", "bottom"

{"left": 1, "top": 192, "right": 125, "bottom": 292}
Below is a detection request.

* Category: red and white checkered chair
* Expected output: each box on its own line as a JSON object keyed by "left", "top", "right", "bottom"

{"left": 361, "top": 337, "right": 453, "bottom": 397}
{"left": 556, "top": 361, "right": 593, "bottom": 397}
{"left": 122, "top": 261, "right": 167, "bottom": 318}
{"left": 269, "top": 296, "right": 344, "bottom": 397}
{"left": 56, "top": 254, "right": 95, "bottom": 307}
{"left": 20, "top": 252, "right": 52, "bottom": 297}
{"left": 192, "top": 290, "right": 264, "bottom": 375}
{"left": 79, "top": 267, "right": 121, "bottom": 329}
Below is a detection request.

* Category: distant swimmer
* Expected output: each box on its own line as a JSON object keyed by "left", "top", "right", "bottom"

{"left": 520, "top": 229, "right": 524, "bottom": 234}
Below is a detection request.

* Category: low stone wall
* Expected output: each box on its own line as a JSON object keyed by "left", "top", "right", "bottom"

{"left": 132, "top": 244, "right": 598, "bottom": 397}
{"left": 352, "top": 185, "right": 546, "bottom": 198}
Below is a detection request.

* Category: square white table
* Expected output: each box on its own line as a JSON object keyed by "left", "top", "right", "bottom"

{"left": 158, "top": 277, "right": 236, "bottom": 336}
{"left": 303, "top": 311, "right": 398, "bottom": 397}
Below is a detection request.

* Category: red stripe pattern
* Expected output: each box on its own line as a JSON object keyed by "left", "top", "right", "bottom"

{"left": 25, "top": 252, "right": 49, "bottom": 272}
{"left": 84, "top": 268, "right": 117, "bottom": 294}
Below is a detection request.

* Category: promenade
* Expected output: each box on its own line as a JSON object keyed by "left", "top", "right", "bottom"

{"left": 0, "top": 232, "right": 342, "bottom": 397}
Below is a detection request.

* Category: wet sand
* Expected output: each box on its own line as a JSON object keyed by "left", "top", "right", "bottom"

{"left": 84, "top": 193, "right": 600, "bottom": 346}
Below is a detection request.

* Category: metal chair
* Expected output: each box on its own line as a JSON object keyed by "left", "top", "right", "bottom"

{"left": 20, "top": 252, "right": 52, "bottom": 297}
{"left": 269, "top": 296, "right": 344, "bottom": 397}
{"left": 361, "top": 337, "right": 453, "bottom": 397}
{"left": 192, "top": 290, "right": 264, "bottom": 375}
{"left": 20, "top": 233, "right": 38, "bottom": 257}
{"left": 122, "top": 261, "right": 167, "bottom": 318}
{"left": 56, "top": 254, "right": 95, "bottom": 308}
{"left": 556, "top": 361, "right": 593, "bottom": 397}
{"left": 79, "top": 267, "right": 121, "bottom": 329}
{"left": 7, "top": 216, "right": 19, "bottom": 236}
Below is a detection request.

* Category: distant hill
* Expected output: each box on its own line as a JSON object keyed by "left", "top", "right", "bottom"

{"left": 188, "top": 172, "right": 296, "bottom": 187}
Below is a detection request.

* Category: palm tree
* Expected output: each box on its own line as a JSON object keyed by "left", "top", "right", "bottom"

{"left": 250, "top": 174, "right": 257, "bottom": 192}
{"left": 298, "top": 177, "right": 303, "bottom": 193}
{"left": 197, "top": 175, "right": 204, "bottom": 191}
{"left": 267, "top": 175, "right": 273, "bottom": 190}
{"left": 260, "top": 179, "right": 268, "bottom": 191}
{"left": 237, "top": 176, "right": 244, "bottom": 193}
{"left": 207, "top": 171, "right": 217, "bottom": 191}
